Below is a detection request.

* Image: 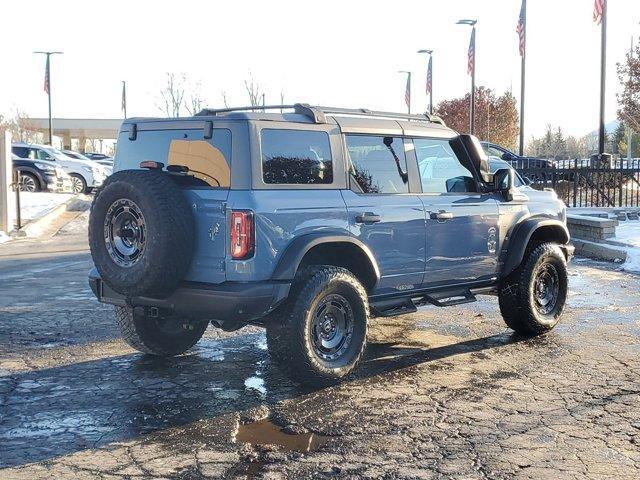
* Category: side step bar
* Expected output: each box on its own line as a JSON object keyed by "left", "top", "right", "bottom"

{"left": 370, "top": 286, "right": 495, "bottom": 318}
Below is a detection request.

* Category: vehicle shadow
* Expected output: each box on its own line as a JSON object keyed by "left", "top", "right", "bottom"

{"left": 0, "top": 329, "right": 525, "bottom": 468}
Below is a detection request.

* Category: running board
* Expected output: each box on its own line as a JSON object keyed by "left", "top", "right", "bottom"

{"left": 423, "top": 292, "right": 477, "bottom": 307}
{"left": 371, "top": 287, "right": 486, "bottom": 317}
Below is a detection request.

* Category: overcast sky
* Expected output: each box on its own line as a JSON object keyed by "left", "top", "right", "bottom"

{"left": 1, "top": 0, "right": 638, "bottom": 139}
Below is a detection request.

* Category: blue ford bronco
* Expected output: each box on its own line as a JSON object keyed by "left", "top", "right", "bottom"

{"left": 88, "top": 104, "right": 573, "bottom": 386}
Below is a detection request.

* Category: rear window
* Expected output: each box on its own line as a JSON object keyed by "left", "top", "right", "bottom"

{"left": 261, "top": 129, "right": 333, "bottom": 184}
{"left": 117, "top": 128, "right": 232, "bottom": 187}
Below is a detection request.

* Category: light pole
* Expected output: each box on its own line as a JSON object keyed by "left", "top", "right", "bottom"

{"left": 34, "top": 51, "right": 63, "bottom": 145}
{"left": 399, "top": 71, "right": 411, "bottom": 114}
{"left": 457, "top": 19, "right": 477, "bottom": 134}
{"left": 417, "top": 49, "right": 433, "bottom": 115}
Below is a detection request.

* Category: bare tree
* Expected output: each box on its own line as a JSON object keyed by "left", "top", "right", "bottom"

{"left": 185, "top": 81, "right": 205, "bottom": 116}
{"left": 0, "top": 111, "right": 41, "bottom": 143}
{"left": 158, "top": 73, "right": 186, "bottom": 117}
{"left": 244, "top": 73, "right": 262, "bottom": 108}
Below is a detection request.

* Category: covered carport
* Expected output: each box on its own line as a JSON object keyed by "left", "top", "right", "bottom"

{"left": 29, "top": 118, "right": 123, "bottom": 152}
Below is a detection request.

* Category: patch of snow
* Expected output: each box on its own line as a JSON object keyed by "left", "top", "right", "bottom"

{"left": 0, "top": 231, "right": 9, "bottom": 244}
{"left": 19, "top": 192, "right": 73, "bottom": 221}
{"left": 612, "top": 222, "right": 640, "bottom": 272}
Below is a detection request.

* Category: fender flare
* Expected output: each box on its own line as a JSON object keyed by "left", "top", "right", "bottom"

{"left": 271, "top": 233, "right": 381, "bottom": 287}
{"left": 501, "top": 218, "right": 570, "bottom": 278}
{"left": 15, "top": 166, "right": 44, "bottom": 187}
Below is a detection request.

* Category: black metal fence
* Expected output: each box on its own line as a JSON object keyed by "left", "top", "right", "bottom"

{"left": 513, "top": 159, "right": 640, "bottom": 208}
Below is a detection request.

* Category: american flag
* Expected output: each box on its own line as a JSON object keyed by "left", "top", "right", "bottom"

{"left": 467, "top": 29, "right": 475, "bottom": 75}
{"left": 425, "top": 56, "right": 432, "bottom": 95}
{"left": 404, "top": 74, "right": 411, "bottom": 111}
{"left": 43, "top": 56, "right": 50, "bottom": 95}
{"left": 516, "top": 0, "right": 526, "bottom": 57}
{"left": 593, "top": 0, "right": 604, "bottom": 25}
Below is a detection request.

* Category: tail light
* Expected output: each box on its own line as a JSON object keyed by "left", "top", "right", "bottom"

{"left": 230, "top": 211, "right": 254, "bottom": 259}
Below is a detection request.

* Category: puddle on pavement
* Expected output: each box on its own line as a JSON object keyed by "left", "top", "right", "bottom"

{"left": 235, "top": 418, "right": 329, "bottom": 453}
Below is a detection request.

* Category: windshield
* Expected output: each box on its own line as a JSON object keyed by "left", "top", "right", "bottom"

{"left": 45, "top": 147, "right": 77, "bottom": 161}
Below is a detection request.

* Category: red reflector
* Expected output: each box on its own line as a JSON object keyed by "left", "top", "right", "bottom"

{"left": 139, "top": 161, "right": 164, "bottom": 170}
{"left": 230, "top": 211, "right": 255, "bottom": 259}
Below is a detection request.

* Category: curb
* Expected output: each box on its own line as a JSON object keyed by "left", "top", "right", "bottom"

{"left": 22, "top": 195, "right": 91, "bottom": 238}
{"left": 572, "top": 238, "right": 627, "bottom": 263}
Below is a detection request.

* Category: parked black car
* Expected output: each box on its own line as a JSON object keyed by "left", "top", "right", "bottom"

{"left": 11, "top": 154, "right": 69, "bottom": 192}
{"left": 481, "top": 142, "right": 555, "bottom": 169}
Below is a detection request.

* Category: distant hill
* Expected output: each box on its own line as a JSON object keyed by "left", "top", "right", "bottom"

{"left": 587, "top": 120, "right": 620, "bottom": 137}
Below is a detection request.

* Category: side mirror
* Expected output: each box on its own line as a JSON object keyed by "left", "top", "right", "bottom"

{"left": 501, "top": 152, "right": 513, "bottom": 161}
{"left": 523, "top": 176, "right": 532, "bottom": 186}
{"left": 493, "top": 168, "right": 515, "bottom": 200}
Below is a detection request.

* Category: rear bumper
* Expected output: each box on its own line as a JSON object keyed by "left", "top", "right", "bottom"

{"left": 88, "top": 268, "right": 290, "bottom": 324}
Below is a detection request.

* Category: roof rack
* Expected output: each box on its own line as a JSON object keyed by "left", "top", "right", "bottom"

{"left": 196, "top": 103, "right": 444, "bottom": 125}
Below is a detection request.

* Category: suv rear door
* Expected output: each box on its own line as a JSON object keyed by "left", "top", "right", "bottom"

{"left": 411, "top": 137, "right": 500, "bottom": 286}
{"left": 342, "top": 134, "right": 426, "bottom": 296}
{"left": 116, "top": 121, "right": 233, "bottom": 284}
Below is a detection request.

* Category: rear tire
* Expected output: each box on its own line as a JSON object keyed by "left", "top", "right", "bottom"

{"left": 266, "top": 266, "right": 368, "bottom": 386}
{"left": 114, "top": 306, "right": 208, "bottom": 356}
{"left": 499, "top": 243, "right": 568, "bottom": 335}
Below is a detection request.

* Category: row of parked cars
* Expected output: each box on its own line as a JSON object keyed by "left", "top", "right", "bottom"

{"left": 11, "top": 143, "right": 113, "bottom": 194}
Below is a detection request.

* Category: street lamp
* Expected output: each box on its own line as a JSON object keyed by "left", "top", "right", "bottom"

{"left": 417, "top": 49, "right": 433, "bottom": 115}
{"left": 456, "top": 19, "right": 477, "bottom": 134}
{"left": 34, "top": 51, "right": 63, "bottom": 145}
{"left": 398, "top": 70, "right": 411, "bottom": 114}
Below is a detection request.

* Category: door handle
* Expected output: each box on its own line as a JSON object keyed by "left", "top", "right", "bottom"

{"left": 355, "top": 212, "right": 381, "bottom": 224}
{"left": 430, "top": 210, "right": 454, "bottom": 220}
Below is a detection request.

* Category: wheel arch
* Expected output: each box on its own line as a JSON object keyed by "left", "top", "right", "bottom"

{"left": 271, "top": 234, "right": 380, "bottom": 291}
{"left": 501, "top": 218, "right": 570, "bottom": 278}
{"left": 16, "top": 167, "right": 43, "bottom": 189}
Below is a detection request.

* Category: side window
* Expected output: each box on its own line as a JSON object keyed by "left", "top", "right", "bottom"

{"left": 261, "top": 129, "right": 333, "bottom": 184}
{"left": 35, "top": 149, "right": 53, "bottom": 161}
{"left": 414, "top": 138, "right": 477, "bottom": 193}
{"left": 487, "top": 146, "right": 505, "bottom": 158}
{"left": 346, "top": 135, "right": 408, "bottom": 194}
{"left": 12, "top": 147, "right": 28, "bottom": 158}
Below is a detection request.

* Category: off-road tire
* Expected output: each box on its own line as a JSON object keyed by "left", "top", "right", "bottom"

{"left": 89, "top": 169, "right": 195, "bottom": 298}
{"left": 266, "top": 266, "right": 368, "bottom": 386}
{"left": 114, "top": 306, "right": 208, "bottom": 356}
{"left": 499, "top": 242, "right": 568, "bottom": 335}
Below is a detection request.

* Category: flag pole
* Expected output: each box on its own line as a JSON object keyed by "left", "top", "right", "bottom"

{"left": 598, "top": 0, "right": 607, "bottom": 156}
{"left": 34, "top": 51, "right": 63, "bottom": 146}
{"left": 519, "top": 0, "right": 527, "bottom": 156}
{"left": 470, "top": 25, "right": 476, "bottom": 135}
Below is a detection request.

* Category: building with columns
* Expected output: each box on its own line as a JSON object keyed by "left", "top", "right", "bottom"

{"left": 29, "top": 118, "right": 123, "bottom": 152}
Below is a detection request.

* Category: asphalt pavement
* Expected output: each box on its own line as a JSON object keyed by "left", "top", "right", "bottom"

{"left": 0, "top": 213, "right": 639, "bottom": 479}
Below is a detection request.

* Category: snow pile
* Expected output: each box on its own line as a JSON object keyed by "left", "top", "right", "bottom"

{"left": 613, "top": 221, "right": 640, "bottom": 272}
{"left": 19, "top": 192, "right": 73, "bottom": 221}
{"left": 0, "top": 231, "right": 10, "bottom": 244}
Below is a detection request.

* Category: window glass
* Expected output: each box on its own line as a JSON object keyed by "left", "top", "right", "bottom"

{"left": 261, "top": 129, "right": 332, "bottom": 184}
{"left": 487, "top": 146, "right": 505, "bottom": 158}
{"left": 346, "top": 135, "right": 408, "bottom": 194}
{"left": 117, "top": 128, "right": 232, "bottom": 187}
{"left": 414, "top": 138, "right": 477, "bottom": 193}
{"left": 12, "top": 147, "right": 28, "bottom": 158}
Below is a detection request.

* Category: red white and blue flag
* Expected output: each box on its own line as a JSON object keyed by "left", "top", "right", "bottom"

{"left": 404, "top": 74, "right": 411, "bottom": 110}
{"left": 425, "top": 56, "right": 432, "bottom": 95}
{"left": 516, "top": 0, "right": 526, "bottom": 56}
{"left": 43, "top": 56, "right": 50, "bottom": 95}
{"left": 467, "top": 29, "right": 475, "bottom": 75}
{"left": 593, "top": 0, "right": 604, "bottom": 25}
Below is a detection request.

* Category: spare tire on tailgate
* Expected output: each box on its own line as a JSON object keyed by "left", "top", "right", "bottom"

{"left": 89, "top": 169, "right": 195, "bottom": 298}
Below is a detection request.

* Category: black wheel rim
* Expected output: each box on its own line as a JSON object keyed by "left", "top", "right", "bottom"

{"left": 310, "top": 294, "right": 354, "bottom": 362}
{"left": 20, "top": 175, "right": 37, "bottom": 192}
{"left": 71, "top": 177, "right": 84, "bottom": 193}
{"left": 533, "top": 263, "right": 560, "bottom": 315}
{"left": 104, "top": 198, "right": 147, "bottom": 268}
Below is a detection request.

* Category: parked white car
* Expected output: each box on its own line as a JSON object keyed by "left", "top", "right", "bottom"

{"left": 12, "top": 143, "right": 109, "bottom": 194}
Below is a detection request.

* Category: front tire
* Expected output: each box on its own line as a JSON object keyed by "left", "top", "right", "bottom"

{"left": 266, "top": 266, "right": 368, "bottom": 387}
{"left": 70, "top": 174, "right": 88, "bottom": 194}
{"left": 499, "top": 243, "right": 568, "bottom": 335}
{"left": 19, "top": 172, "right": 40, "bottom": 192}
{"left": 114, "top": 306, "right": 208, "bottom": 356}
